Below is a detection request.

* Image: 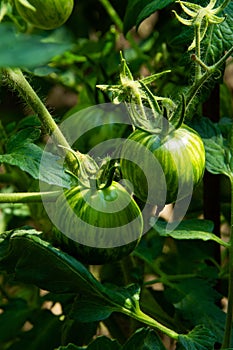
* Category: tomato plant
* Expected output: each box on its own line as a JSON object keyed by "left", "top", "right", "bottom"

{"left": 0, "top": 0, "right": 233, "bottom": 349}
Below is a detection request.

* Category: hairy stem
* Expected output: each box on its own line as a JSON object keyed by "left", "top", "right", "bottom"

{"left": 2, "top": 68, "right": 78, "bottom": 173}
{"left": 185, "top": 46, "right": 233, "bottom": 113}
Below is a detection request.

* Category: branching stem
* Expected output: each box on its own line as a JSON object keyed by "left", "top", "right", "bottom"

{"left": 185, "top": 46, "right": 233, "bottom": 113}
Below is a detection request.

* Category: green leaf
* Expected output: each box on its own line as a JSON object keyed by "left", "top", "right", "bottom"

{"left": 133, "top": 228, "right": 165, "bottom": 264}
{"left": 165, "top": 278, "right": 228, "bottom": 344}
{"left": 57, "top": 336, "right": 121, "bottom": 350}
{"left": 0, "top": 24, "right": 71, "bottom": 68}
{"left": 203, "top": 2, "right": 233, "bottom": 65}
{"left": 0, "top": 128, "right": 72, "bottom": 188}
{"left": 0, "top": 229, "right": 178, "bottom": 338}
{"left": 152, "top": 218, "right": 229, "bottom": 247}
{"left": 57, "top": 345, "right": 80, "bottom": 350}
{"left": 135, "top": 0, "right": 176, "bottom": 30}
{"left": 122, "top": 327, "right": 167, "bottom": 350}
{"left": 61, "top": 318, "right": 97, "bottom": 347}
{"left": 0, "top": 229, "right": 142, "bottom": 322}
{"left": 86, "top": 337, "right": 121, "bottom": 350}
{"left": 6, "top": 127, "right": 41, "bottom": 151}
{"left": 9, "top": 309, "right": 63, "bottom": 350}
{"left": 57, "top": 345, "right": 81, "bottom": 350}
{"left": 0, "top": 299, "right": 31, "bottom": 343}
{"left": 177, "top": 325, "right": 216, "bottom": 350}
{"left": 0, "top": 228, "right": 107, "bottom": 295}
{"left": 123, "top": 0, "right": 175, "bottom": 34}
{"left": 191, "top": 117, "right": 233, "bottom": 178}
{"left": 69, "top": 297, "right": 114, "bottom": 322}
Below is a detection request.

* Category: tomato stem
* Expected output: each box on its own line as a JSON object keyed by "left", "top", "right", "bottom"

{"left": 0, "top": 191, "right": 61, "bottom": 203}
{"left": 122, "top": 308, "right": 179, "bottom": 341}
{"left": 194, "top": 23, "right": 202, "bottom": 81}
{"left": 185, "top": 46, "right": 233, "bottom": 114}
{"left": 2, "top": 67, "right": 78, "bottom": 174}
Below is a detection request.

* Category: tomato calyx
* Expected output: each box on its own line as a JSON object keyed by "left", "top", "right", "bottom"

{"left": 62, "top": 144, "right": 121, "bottom": 195}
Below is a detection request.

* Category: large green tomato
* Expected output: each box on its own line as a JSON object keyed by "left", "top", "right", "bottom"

{"left": 53, "top": 181, "right": 143, "bottom": 264}
{"left": 15, "top": 0, "right": 74, "bottom": 30}
{"left": 120, "top": 124, "right": 205, "bottom": 205}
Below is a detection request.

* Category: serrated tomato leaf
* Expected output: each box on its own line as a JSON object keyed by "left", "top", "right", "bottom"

{"left": 0, "top": 229, "right": 142, "bottom": 323}
{"left": 191, "top": 117, "right": 233, "bottom": 178}
{"left": 177, "top": 325, "right": 216, "bottom": 350}
{"left": 58, "top": 336, "right": 121, "bottom": 350}
{"left": 152, "top": 218, "right": 229, "bottom": 247}
{"left": 0, "top": 128, "right": 72, "bottom": 188}
{"left": 6, "top": 127, "right": 41, "bottom": 152}
{"left": 122, "top": 327, "right": 167, "bottom": 350}
{"left": 202, "top": 2, "right": 233, "bottom": 65}
{"left": 165, "top": 278, "right": 229, "bottom": 344}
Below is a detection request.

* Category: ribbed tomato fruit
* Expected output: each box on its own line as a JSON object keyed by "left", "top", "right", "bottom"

{"left": 53, "top": 181, "right": 143, "bottom": 264}
{"left": 15, "top": 0, "right": 74, "bottom": 30}
{"left": 120, "top": 124, "right": 205, "bottom": 205}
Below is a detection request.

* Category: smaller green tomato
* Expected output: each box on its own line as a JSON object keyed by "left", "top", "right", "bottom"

{"left": 53, "top": 181, "right": 143, "bottom": 264}
{"left": 120, "top": 124, "right": 205, "bottom": 205}
{"left": 15, "top": 0, "right": 74, "bottom": 30}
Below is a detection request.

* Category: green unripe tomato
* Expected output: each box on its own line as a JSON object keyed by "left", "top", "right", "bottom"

{"left": 120, "top": 124, "right": 205, "bottom": 205}
{"left": 53, "top": 181, "right": 143, "bottom": 265}
{"left": 15, "top": 0, "right": 74, "bottom": 30}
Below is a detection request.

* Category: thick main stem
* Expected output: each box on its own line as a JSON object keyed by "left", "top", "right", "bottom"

{"left": 3, "top": 68, "right": 78, "bottom": 173}
{"left": 222, "top": 176, "right": 233, "bottom": 349}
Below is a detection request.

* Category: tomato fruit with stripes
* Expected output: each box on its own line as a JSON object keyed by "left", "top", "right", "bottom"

{"left": 53, "top": 181, "right": 143, "bottom": 264}
{"left": 120, "top": 124, "right": 205, "bottom": 205}
{"left": 15, "top": 0, "right": 74, "bottom": 30}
